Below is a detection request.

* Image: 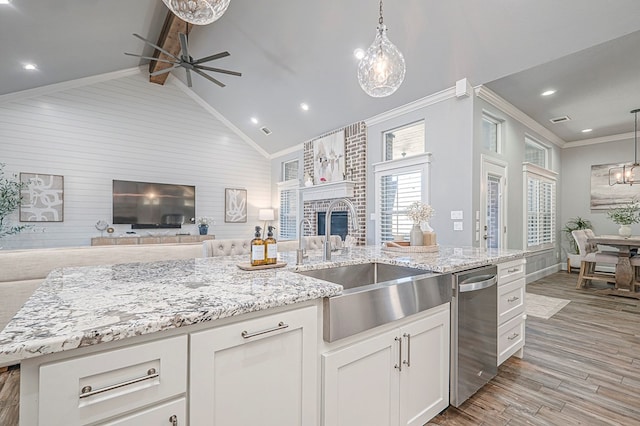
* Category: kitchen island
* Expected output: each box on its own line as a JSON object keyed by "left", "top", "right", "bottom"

{"left": 0, "top": 245, "right": 525, "bottom": 425}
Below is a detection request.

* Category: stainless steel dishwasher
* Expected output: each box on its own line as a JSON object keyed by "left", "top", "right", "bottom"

{"left": 450, "top": 264, "right": 498, "bottom": 407}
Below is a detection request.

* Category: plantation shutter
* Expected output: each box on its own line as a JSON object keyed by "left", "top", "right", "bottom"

{"left": 524, "top": 163, "right": 556, "bottom": 250}
{"left": 278, "top": 180, "right": 298, "bottom": 240}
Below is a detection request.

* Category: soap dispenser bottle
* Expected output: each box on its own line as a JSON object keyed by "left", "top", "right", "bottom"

{"left": 265, "top": 225, "right": 277, "bottom": 265}
{"left": 250, "top": 226, "right": 266, "bottom": 266}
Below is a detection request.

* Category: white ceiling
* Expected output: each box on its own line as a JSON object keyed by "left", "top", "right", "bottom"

{"left": 2, "top": 0, "right": 640, "bottom": 155}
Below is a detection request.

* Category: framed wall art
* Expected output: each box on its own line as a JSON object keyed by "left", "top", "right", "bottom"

{"left": 313, "top": 130, "right": 345, "bottom": 184}
{"left": 590, "top": 163, "right": 640, "bottom": 210}
{"left": 225, "top": 188, "right": 247, "bottom": 223}
{"left": 19, "top": 173, "right": 64, "bottom": 222}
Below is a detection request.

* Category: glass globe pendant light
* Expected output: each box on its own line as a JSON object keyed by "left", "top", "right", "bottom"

{"left": 162, "top": 0, "right": 230, "bottom": 25}
{"left": 357, "top": 0, "right": 406, "bottom": 97}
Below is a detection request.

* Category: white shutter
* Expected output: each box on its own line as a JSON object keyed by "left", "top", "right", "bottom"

{"left": 523, "top": 163, "right": 557, "bottom": 251}
{"left": 277, "top": 180, "right": 299, "bottom": 240}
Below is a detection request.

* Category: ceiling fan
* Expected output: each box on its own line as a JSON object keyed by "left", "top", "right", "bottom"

{"left": 125, "top": 32, "right": 241, "bottom": 88}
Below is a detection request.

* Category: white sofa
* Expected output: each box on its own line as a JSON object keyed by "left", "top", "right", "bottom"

{"left": 202, "top": 235, "right": 343, "bottom": 256}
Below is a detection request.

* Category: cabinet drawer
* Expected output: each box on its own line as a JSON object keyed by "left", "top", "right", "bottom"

{"left": 498, "top": 278, "right": 525, "bottom": 324}
{"left": 39, "top": 335, "right": 187, "bottom": 426}
{"left": 498, "top": 314, "right": 525, "bottom": 365}
{"left": 99, "top": 398, "right": 186, "bottom": 426}
{"left": 498, "top": 259, "right": 525, "bottom": 285}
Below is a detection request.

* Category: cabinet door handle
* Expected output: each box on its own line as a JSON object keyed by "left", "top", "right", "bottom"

{"left": 507, "top": 296, "right": 520, "bottom": 303}
{"left": 507, "top": 268, "right": 519, "bottom": 273}
{"left": 79, "top": 368, "right": 158, "bottom": 399}
{"left": 169, "top": 414, "right": 178, "bottom": 426}
{"left": 394, "top": 336, "right": 402, "bottom": 372}
{"left": 241, "top": 322, "right": 289, "bottom": 339}
{"left": 507, "top": 332, "right": 520, "bottom": 341}
{"left": 402, "top": 333, "right": 411, "bottom": 367}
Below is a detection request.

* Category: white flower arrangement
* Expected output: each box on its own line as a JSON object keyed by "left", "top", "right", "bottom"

{"left": 406, "top": 201, "right": 435, "bottom": 224}
{"left": 196, "top": 217, "right": 214, "bottom": 226}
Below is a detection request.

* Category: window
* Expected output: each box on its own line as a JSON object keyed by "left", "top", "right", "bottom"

{"left": 373, "top": 153, "right": 431, "bottom": 244}
{"left": 524, "top": 163, "right": 557, "bottom": 251}
{"left": 277, "top": 180, "right": 298, "bottom": 240}
{"left": 282, "top": 159, "right": 299, "bottom": 181}
{"left": 524, "top": 136, "right": 548, "bottom": 168}
{"left": 482, "top": 114, "right": 501, "bottom": 153}
{"left": 383, "top": 121, "right": 425, "bottom": 161}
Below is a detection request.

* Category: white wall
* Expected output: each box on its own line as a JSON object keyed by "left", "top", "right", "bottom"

{"left": 0, "top": 70, "right": 271, "bottom": 249}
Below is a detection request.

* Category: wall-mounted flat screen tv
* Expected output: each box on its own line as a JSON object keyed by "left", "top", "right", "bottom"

{"left": 112, "top": 180, "right": 196, "bottom": 229}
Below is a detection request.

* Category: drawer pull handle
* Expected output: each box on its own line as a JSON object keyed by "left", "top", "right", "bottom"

{"left": 507, "top": 268, "right": 519, "bottom": 273}
{"left": 79, "top": 368, "right": 158, "bottom": 399}
{"left": 241, "top": 322, "right": 289, "bottom": 339}
{"left": 507, "top": 296, "right": 520, "bottom": 302}
{"left": 394, "top": 336, "right": 402, "bottom": 372}
{"left": 402, "top": 333, "right": 411, "bottom": 367}
{"left": 507, "top": 333, "right": 520, "bottom": 341}
{"left": 169, "top": 414, "right": 178, "bottom": 426}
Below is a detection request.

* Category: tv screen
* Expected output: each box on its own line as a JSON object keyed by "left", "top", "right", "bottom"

{"left": 112, "top": 180, "right": 196, "bottom": 229}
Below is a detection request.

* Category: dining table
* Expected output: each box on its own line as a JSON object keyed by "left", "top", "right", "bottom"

{"left": 587, "top": 234, "right": 640, "bottom": 298}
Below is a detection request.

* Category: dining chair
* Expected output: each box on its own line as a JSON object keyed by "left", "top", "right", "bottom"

{"left": 571, "top": 229, "right": 618, "bottom": 289}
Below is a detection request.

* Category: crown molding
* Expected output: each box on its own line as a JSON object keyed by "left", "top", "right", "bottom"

{"left": 169, "top": 76, "right": 270, "bottom": 159}
{"left": 365, "top": 86, "right": 457, "bottom": 126}
{"left": 0, "top": 67, "right": 142, "bottom": 105}
{"left": 270, "top": 143, "right": 304, "bottom": 159}
{"left": 475, "top": 85, "right": 566, "bottom": 148}
{"left": 563, "top": 131, "right": 634, "bottom": 148}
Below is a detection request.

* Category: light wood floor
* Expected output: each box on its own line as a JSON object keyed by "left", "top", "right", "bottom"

{"left": 1, "top": 271, "right": 639, "bottom": 425}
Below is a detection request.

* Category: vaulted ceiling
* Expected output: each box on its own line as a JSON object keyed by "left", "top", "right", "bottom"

{"left": 1, "top": 0, "right": 640, "bottom": 155}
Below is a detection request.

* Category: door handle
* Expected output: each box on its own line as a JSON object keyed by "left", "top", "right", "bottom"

{"left": 402, "top": 333, "right": 411, "bottom": 367}
{"left": 394, "top": 336, "right": 402, "bottom": 372}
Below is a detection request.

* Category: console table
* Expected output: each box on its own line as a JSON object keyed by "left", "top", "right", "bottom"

{"left": 91, "top": 235, "right": 215, "bottom": 246}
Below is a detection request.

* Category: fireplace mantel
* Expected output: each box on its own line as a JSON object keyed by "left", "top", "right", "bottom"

{"left": 300, "top": 181, "right": 356, "bottom": 202}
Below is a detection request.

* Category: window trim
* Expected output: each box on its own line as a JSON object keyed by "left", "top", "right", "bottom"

{"left": 373, "top": 153, "right": 432, "bottom": 245}
{"left": 523, "top": 162, "right": 557, "bottom": 252}
{"left": 481, "top": 112, "right": 503, "bottom": 154}
{"left": 382, "top": 119, "right": 426, "bottom": 162}
{"left": 276, "top": 179, "right": 300, "bottom": 241}
{"left": 524, "top": 135, "right": 549, "bottom": 169}
{"left": 281, "top": 159, "right": 299, "bottom": 182}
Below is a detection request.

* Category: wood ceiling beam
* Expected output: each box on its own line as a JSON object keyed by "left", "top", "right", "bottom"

{"left": 148, "top": 12, "right": 193, "bottom": 85}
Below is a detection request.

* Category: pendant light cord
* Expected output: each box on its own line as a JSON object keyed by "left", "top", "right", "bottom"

{"left": 634, "top": 108, "right": 639, "bottom": 165}
{"left": 379, "top": 0, "right": 384, "bottom": 25}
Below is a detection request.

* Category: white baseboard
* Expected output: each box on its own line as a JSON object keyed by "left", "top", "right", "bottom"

{"left": 526, "top": 263, "right": 561, "bottom": 284}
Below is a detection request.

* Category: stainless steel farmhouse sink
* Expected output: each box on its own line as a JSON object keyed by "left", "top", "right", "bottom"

{"left": 297, "top": 262, "right": 452, "bottom": 342}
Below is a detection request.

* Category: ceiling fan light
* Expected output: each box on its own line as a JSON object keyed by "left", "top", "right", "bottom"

{"left": 357, "top": 24, "right": 405, "bottom": 97}
{"left": 162, "top": 0, "right": 230, "bottom": 25}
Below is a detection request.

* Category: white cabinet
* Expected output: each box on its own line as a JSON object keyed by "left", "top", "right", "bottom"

{"left": 23, "top": 335, "right": 187, "bottom": 426}
{"left": 322, "top": 305, "right": 450, "bottom": 426}
{"left": 497, "top": 259, "right": 526, "bottom": 365}
{"left": 98, "top": 398, "right": 186, "bottom": 425}
{"left": 190, "top": 305, "right": 318, "bottom": 425}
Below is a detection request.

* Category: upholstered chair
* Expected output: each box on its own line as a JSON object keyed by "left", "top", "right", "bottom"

{"left": 572, "top": 229, "right": 619, "bottom": 289}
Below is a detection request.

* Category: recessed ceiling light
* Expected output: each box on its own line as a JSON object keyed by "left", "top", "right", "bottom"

{"left": 300, "top": 103, "right": 309, "bottom": 111}
{"left": 250, "top": 117, "right": 259, "bottom": 125}
{"left": 541, "top": 89, "right": 556, "bottom": 96}
{"left": 582, "top": 128, "right": 593, "bottom": 133}
{"left": 0, "top": 0, "right": 11, "bottom": 5}
{"left": 23, "top": 63, "right": 37, "bottom": 71}
{"left": 353, "top": 48, "right": 365, "bottom": 60}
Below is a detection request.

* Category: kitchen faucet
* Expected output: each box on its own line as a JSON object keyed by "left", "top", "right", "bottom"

{"left": 296, "top": 218, "right": 312, "bottom": 265}
{"left": 324, "top": 198, "right": 359, "bottom": 261}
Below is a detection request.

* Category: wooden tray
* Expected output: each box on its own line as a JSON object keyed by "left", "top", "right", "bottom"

{"left": 382, "top": 242, "right": 439, "bottom": 253}
{"left": 237, "top": 262, "right": 288, "bottom": 271}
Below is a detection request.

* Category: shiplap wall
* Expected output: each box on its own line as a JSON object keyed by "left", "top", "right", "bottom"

{"left": 0, "top": 70, "right": 271, "bottom": 249}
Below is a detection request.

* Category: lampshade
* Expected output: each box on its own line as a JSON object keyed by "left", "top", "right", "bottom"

{"left": 258, "top": 209, "right": 275, "bottom": 221}
{"left": 609, "top": 108, "right": 640, "bottom": 186}
{"left": 357, "top": 0, "right": 405, "bottom": 98}
{"left": 162, "top": 0, "right": 230, "bottom": 25}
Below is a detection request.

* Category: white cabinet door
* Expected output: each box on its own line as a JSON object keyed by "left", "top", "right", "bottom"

{"left": 322, "top": 329, "right": 400, "bottom": 426}
{"left": 398, "top": 308, "right": 450, "bottom": 426}
{"left": 322, "top": 305, "right": 450, "bottom": 426}
{"left": 190, "top": 306, "right": 317, "bottom": 426}
{"left": 98, "top": 398, "right": 186, "bottom": 426}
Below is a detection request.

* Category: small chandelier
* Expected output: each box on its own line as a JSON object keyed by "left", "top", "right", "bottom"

{"left": 162, "top": 0, "right": 230, "bottom": 25}
{"left": 609, "top": 108, "right": 640, "bottom": 186}
{"left": 357, "top": 0, "right": 406, "bottom": 97}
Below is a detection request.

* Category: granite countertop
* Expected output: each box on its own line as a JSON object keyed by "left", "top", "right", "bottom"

{"left": 0, "top": 245, "right": 523, "bottom": 365}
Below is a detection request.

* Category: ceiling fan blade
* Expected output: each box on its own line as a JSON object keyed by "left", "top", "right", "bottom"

{"left": 124, "top": 52, "right": 176, "bottom": 64}
{"left": 150, "top": 64, "right": 180, "bottom": 77}
{"left": 192, "top": 68, "right": 226, "bottom": 87}
{"left": 132, "top": 33, "right": 179, "bottom": 61}
{"left": 179, "top": 33, "right": 190, "bottom": 62}
{"left": 192, "top": 52, "right": 230, "bottom": 65}
{"left": 185, "top": 69, "right": 193, "bottom": 88}
{"left": 195, "top": 65, "right": 242, "bottom": 77}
